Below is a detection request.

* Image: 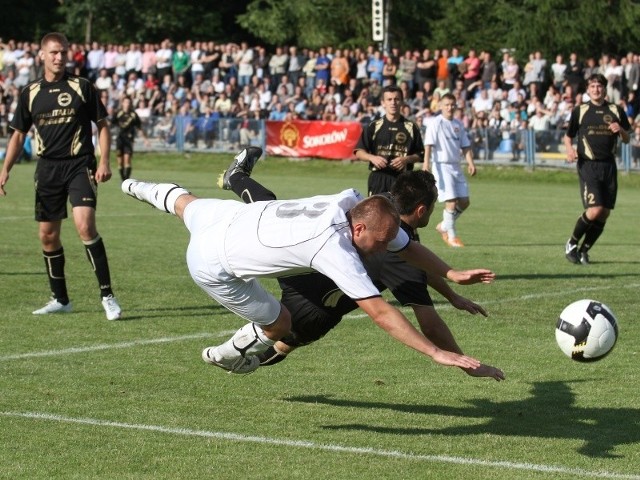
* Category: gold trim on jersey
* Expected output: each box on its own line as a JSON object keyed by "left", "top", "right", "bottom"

{"left": 67, "top": 76, "right": 86, "bottom": 103}
{"left": 71, "top": 127, "right": 83, "bottom": 156}
{"left": 27, "top": 82, "right": 42, "bottom": 112}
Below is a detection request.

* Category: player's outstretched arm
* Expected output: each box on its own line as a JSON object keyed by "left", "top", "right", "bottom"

{"left": 426, "top": 274, "right": 488, "bottom": 316}
{"left": 398, "top": 241, "right": 496, "bottom": 284}
{"left": 356, "top": 296, "right": 480, "bottom": 370}
{"left": 412, "top": 305, "right": 503, "bottom": 381}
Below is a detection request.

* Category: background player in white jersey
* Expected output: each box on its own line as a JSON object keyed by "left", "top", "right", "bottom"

{"left": 122, "top": 153, "right": 486, "bottom": 375}
{"left": 423, "top": 93, "right": 476, "bottom": 248}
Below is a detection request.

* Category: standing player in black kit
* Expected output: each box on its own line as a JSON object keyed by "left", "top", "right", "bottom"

{"left": 113, "top": 95, "right": 149, "bottom": 181}
{"left": 563, "top": 73, "right": 631, "bottom": 265}
{"left": 354, "top": 85, "right": 424, "bottom": 195}
{"left": 0, "top": 32, "right": 122, "bottom": 320}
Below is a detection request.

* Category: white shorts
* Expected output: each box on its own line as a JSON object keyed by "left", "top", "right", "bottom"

{"left": 432, "top": 162, "right": 469, "bottom": 203}
{"left": 183, "top": 198, "right": 282, "bottom": 325}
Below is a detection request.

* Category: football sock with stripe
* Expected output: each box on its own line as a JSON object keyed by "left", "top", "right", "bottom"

{"left": 580, "top": 219, "right": 605, "bottom": 252}
{"left": 230, "top": 174, "right": 277, "bottom": 204}
{"left": 43, "top": 248, "right": 69, "bottom": 304}
{"left": 217, "top": 323, "right": 275, "bottom": 360}
{"left": 83, "top": 235, "right": 114, "bottom": 298}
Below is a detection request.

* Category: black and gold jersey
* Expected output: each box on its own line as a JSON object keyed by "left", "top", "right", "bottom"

{"left": 566, "top": 101, "right": 631, "bottom": 162}
{"left": 355, "top": 115, "right": 425, "bottom": 174}
{"left": 10, "top": 73, "right": 108, "bottom": 160}
{"left": 113, "top": 110, "right": 142, "bottom": 141}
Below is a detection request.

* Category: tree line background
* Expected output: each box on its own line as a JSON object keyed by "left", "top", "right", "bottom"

{"left": 3, "top": 0, "right": 640, "bottom": 59}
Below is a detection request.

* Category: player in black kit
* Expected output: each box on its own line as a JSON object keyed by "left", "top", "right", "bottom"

{"left": 354, "top": 85, "right": 424, "bottom": 195}
{"left": 0, "top": 32, "right": 122, "bottom": 320}
{"left": 218, "top": 147, "right": 504, "bottom": 380}
{"left": 113, "top": 95, "right": 149, "bottom": 181}
{"left": 563, "top": 73, "right": 631, "bottom": 265}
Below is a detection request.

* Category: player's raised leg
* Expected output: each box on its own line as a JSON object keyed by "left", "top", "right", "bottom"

{"left": 122, "top": 179, "right": 191, "bottom": 216}
{"left": 218, "top": 146, "right": 263, "bottom": 191}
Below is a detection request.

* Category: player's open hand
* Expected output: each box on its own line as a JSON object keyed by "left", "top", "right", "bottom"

{"left": 449, "top": 293, "right": 488, "bottom": 317}
{"left": 431, "top": 350, "right": 481, "bottom": 370}
{"left": 449, "top": 268, "right": 495, "bottom": 285}
{"left": 464, "top": 363, "right": 505, "bottom": 381}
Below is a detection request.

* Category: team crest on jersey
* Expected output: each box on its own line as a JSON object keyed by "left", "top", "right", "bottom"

{"left": 58, "top": 92, "right": 72, "bottom": 107}
{"left": 395, "top": 131, "right": 407, "bottom": 144}
{"left": 603, "top": 114, "right": 613, "bottom": 125}
{"left": 280, "top": 122, "right": 300, "bottom": 147}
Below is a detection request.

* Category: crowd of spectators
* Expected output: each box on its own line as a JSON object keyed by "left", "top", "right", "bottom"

{"left": 0, "top": 37, "right": 639, "bottom": 165}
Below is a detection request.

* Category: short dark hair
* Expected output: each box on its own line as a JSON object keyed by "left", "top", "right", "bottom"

{"left": 587, "top": 73, "right": 607, "bottom": 88}
{"left": 41, "top": 32, "right": 68, "bottom": 49}
{"left": 382, "top": 84, "right": 403, "bottom": 100}
{"left": 390, "top": 171, "right": 437, "bottom": 215}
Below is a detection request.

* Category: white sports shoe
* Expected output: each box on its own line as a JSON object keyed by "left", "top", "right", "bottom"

{"left": 32, "top": 298, "right": 72, "bottom": 315}
{"left": 202, "top": 346, "right": 260, "bottom": 374}
{"left": 102, "top": 295, "right": 122, "bottom": 321}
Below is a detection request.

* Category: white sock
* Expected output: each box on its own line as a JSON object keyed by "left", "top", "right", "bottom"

{"left": 216, "top": 323, "right": 275, "bottom": 360}
{"left": 137, "top": 182, "right": 189, "bottom": 215}
{"left": 442, "top": 209, "right": 456, "bottom": 239}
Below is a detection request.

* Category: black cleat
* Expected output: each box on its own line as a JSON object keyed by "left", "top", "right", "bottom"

{"left": 579, "top": 251, "right": 590, "bottom": 265}
{"left": 217, "top": 147, "right": 263, "bottom": 190}
{"left": 565, "top": 241, "right": 580, "bottom": 264}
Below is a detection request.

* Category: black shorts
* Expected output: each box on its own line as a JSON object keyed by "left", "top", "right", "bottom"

{"left": 34, "top": 155, "right": 98, "bottom": 222}
{"left": 363, "top": 251, "right": 433, "bottom": 306}
{"left": 577, "top": 160, "right": 618, "bottom": 210}
{"left": 116, "top": 136, "right": 134, "bottom": 155}
{"left": 280, "top": 293, "right": 343, "bottom": 347}
{"left": 367, "top": 170, "right": 400, "bottom": 196}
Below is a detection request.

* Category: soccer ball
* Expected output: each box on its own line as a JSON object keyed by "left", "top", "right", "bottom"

{"left": 555, "top": 299, "right": 618, "bottom": 362}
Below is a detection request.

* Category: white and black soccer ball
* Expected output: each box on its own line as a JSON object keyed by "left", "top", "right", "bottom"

{"left": 555, "top": 299, "right": 618, "bottom": 362}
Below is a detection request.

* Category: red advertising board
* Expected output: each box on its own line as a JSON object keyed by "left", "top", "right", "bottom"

{"left": 266, "top": 120, "right": 362, "bottom": 160}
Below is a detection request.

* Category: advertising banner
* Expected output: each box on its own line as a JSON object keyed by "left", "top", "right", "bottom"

{"left": 266, "top": 120, "right": 362, "bottom": 160}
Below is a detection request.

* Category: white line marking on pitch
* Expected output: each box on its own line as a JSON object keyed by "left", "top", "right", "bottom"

{"left": 1, "top": 411, "right": 638, "bottom": 480}
{"left": 345, "top": 283, "right": 640, "bottom": 319}
{"left": 0, "top": 331, "right": 236, "bottom": 362}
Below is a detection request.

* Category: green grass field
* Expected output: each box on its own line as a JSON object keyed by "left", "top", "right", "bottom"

{"left": 1, "top": 154, "right": 639, "bottom": 479}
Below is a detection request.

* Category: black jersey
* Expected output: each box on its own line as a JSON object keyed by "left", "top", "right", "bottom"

{"left": 113, "top": 109, "right": 142, "bottom": 141}
{"left": 10, "top": 73, "right": 107, "bottom": 160}
{"left": 278, "top": 220, "right": 428, "bottom": 324}
{"left": 355, "top": 115, "right": 425, "bottom": 174}
{"left": 566, "top": 101, "right": 630, "bottom": 163}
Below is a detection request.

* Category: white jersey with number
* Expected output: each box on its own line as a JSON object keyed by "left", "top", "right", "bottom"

{"left": 215, "top": 189, "right": 409, "bottom": 300}
{"left": 424, "top": 115, "right": 470, "bottom": 164}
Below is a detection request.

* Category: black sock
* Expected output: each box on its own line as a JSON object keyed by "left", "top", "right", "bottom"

{"left": 84, "top": 236, "right": 114, "bottom": 298}
{"left": 580, "top": 219, "right": 605, "bottom": 252}
{"left": 43, "top": 248, "right": 69, "bottom": 304}
{"left": 569, "top": 213, "right": 591, "bottom": 245}
{"left": 258, "top": 346, "right": 288, "bottom": 366}
{"left": 124, "top": 166, "right": 132, "bottom": 180}
{"left": 231, "top": 174, "right": 277, "bottom": 203}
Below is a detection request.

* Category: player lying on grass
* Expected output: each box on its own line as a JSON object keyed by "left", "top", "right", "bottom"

{"left": 219, "top": 147, "right": 504, "bottom": 381}
{"left": 122, "top": 150, "right": 493, "bottom": 376}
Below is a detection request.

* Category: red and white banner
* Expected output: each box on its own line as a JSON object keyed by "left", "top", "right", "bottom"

{"left": 266, "top": 120, "right": 362, "bottom": 160}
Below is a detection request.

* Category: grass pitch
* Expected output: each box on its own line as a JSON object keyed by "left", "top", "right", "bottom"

{"left": 1, "top": 154, "right": 639, "bottom": 479}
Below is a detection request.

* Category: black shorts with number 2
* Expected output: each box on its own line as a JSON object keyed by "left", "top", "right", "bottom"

{"left": 577, "top": 160, "right": 617, "bottom": 210}
{"left": 34, "top": 155, "right": 98, "bottom": 222}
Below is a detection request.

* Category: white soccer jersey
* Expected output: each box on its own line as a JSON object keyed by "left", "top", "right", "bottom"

{"left": 219, "top": 189, "right": 410, "bottom": 300}
{"left": 424, "top": 115, "right": 471, "bottom": 164}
